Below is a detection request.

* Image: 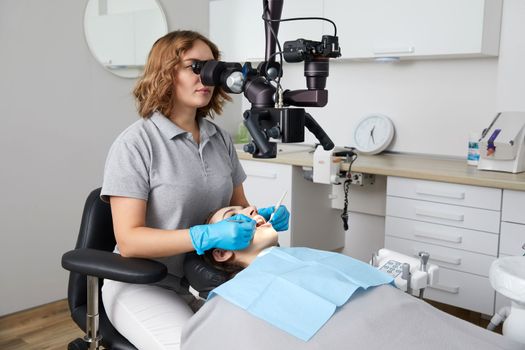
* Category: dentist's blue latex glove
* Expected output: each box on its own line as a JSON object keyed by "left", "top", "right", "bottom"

{"left": 258, "top": 205, "right": 290, "bottom": 231}
{"left": 189, "top": 214, "right": 256, "bottom": 255}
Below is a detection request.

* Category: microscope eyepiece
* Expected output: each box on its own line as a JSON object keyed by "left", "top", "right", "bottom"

{"left": 192, "top": 60, "right": 244, "bottom": 94}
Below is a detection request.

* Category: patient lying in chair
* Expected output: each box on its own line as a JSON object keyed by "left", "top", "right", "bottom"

{"left": 201, "top": 205, "right": 280, "bottom": 278}
{"left": 181, "top": 205, "right": 523, "bottom": 350}
{"left": 200, "top": 205, "right": 394, "bottom": 340}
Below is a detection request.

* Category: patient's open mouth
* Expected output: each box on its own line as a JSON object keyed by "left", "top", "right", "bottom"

{"left": 255, "top": 217, "right": 266, "bottom": 227}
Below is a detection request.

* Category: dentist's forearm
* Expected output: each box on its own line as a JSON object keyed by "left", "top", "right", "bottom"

{"left": 116, "top": 226, "right": 195, "bottom": 258}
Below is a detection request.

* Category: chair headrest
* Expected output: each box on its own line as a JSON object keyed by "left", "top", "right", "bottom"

{"left": 183, "top": 252, "right": 230, "bottom": 299}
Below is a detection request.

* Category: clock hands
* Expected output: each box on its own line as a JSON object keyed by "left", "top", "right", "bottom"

{"left": 354, "top": 114, "right": 394, "bottom": 155}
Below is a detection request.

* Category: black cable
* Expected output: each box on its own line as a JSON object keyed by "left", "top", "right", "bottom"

{"left": 264, "top": 51, "right": 284, "bottom": 94}
{"left": 341, "top": 152, "right": 358, "bottom": 231}
{"left": 266, "top": 50, "right": 284, "bottom": 62}
{"left": 262, "top": 16, "right": 337, "bottom": 37}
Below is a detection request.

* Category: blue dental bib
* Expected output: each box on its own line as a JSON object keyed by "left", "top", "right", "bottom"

{"left": 208, "top": 247, "right": 393, "bottom": 341}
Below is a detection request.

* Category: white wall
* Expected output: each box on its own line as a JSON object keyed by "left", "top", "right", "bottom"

{"left": 283, "top": 58, "right": 498, "bottom": 158}
{"left": 242, "top": 57, "right": 498, "bottom": 159}
{"left": 0, "top": 0, "right": 211, "bottom": 316}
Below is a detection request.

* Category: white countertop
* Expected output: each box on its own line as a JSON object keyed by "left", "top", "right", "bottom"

{"left": 236, "top": 144, "right": 525, "bottom": 191}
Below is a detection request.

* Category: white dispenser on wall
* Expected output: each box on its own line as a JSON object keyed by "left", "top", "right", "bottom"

{"left": 478, "top": 111, "right": 525, "bottom": 173}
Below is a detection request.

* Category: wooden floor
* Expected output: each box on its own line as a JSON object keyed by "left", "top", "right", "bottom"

{"left": 0, "top": 300, "right": 84, "bottom": 350}
{"left": 0, "top": 298, "right": 501, "bottom": 349}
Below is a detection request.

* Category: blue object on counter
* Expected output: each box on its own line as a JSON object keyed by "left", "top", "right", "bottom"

{"left": 208, "top": 247, "right": 394, "bottom": 341}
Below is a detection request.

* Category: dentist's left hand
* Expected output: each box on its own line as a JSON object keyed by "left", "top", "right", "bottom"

{"left": 258, "top": 205, "right": 290, "bottom": 232}
{"left": 189, "top": 214, "right": 256, "bottom": 255}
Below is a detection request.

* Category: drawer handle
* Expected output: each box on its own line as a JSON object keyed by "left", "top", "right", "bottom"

{"left": 413, "top": 229, "right": 462, "bottom": 244}
{"left": 413, "top": 251, "right": 462, "bottom": 265}
{"left": 245, "top": 172, "right": 277, "bottom": 179}
{"left": 415, "top": 208, "right": 464, "bottom": 222}
{"left": 373, "top": 46, "right": 415, "bottom": 55}
{"left": 429, "top": 284, "right": 460, "bottom": 294}
{"left": 415, "top": 186, "right": 465, "bottom": 200}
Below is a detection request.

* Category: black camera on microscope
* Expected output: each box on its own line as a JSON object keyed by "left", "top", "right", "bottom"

{"left": 283, "top": 35, "right": 340, "bottom": 91}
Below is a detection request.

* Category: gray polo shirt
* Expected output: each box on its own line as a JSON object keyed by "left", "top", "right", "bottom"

{"left": 101, "top": 112, "right": 246, "bottom": 277}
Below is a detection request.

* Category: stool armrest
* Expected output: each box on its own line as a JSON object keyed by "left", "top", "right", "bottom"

{"left": 62, "top": 248, "right": 167, "bottom": 284}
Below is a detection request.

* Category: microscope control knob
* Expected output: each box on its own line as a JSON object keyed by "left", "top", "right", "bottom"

{"left": 266, "top": 127, "right": 281, "bottom": 139}
{"left": 243, "top": 143, "right": 256, "bottom": 154}
{"left": 267, "top": 67, "right": 279, "bottom": 81}
{"left": 226, "top": 71, "right": 244, "bottom": 93}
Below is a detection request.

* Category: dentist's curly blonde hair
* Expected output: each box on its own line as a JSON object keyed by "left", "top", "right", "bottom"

{"left": 133, "top": 30, "right": 231, "bottom": 119}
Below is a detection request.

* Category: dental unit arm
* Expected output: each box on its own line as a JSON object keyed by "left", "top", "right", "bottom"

{"left": 192, "top": 0, "right": 341, "bottom": 158}
{"left": 371, "top": 249, "right": 439, "bottom": 297}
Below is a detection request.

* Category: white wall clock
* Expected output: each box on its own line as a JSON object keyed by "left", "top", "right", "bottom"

{"left": 353, "top": 114, "right": 395, "bottom": 155}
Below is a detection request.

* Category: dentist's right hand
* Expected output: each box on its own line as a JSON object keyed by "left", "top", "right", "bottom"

{"left": 189, "top": 214, "right": 256, "bottom": 255}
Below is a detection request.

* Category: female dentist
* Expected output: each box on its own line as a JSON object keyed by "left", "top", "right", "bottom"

{"left": 100, "top": 30, "right": 289, "bottom": 350}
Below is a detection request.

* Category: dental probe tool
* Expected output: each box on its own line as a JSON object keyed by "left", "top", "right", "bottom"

{"left": 269, "top": 191, "right": 287, "bottom": 223}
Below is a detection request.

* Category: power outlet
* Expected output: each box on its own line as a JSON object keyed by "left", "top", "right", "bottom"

{"left": 348, "top": 172, "right": 375, "bottom": 186}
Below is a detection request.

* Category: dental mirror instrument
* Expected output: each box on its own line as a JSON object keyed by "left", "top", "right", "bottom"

{"left": 269, "top": 191, "right": 287, "bottom": 223}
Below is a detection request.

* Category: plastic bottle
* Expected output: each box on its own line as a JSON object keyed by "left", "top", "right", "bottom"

{"left": 467, "top": 132, "right": 480, "bottom": 166}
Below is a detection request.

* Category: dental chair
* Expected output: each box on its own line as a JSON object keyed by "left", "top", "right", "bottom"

{"left": 61, "top": 188, "right": 228, "bottom": 350}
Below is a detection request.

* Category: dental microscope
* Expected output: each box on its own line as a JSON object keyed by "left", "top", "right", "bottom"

{"left": 191, "top": 0, "right": 341, "bottom": 159}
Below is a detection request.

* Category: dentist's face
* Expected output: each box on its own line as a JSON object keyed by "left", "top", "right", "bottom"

{"left": 173, "top": 39, "right": 215, "bottom": 110}
{"left": 209, "top": 206, "right": 279, "bottom": 250}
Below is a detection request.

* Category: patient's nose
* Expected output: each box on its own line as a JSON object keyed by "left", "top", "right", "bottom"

{"left": 241, "top": 206, "right": 257, "bottom": 217}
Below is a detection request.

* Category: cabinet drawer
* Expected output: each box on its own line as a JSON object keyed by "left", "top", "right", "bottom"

{"left": 424, "top": 267, "right": 495, "bottom": 315}
{"left": 500, "top": 222, "right": 525, "bottom": 256}
{"left": 385, "top": 217, "right": 498, "bottom": 256}
{"left": 387, "top": 177, "right": 502, "bottom": 210}
{"left": 386, "top": 196, "right": 500, "bottom": 233}
{"left": 240, "top": 160, "right": 292, "bottom": 208}
{"left": 502, "top": 190, "right": 525, "bottom": 224}
{"left": 385, "top": 236, "right": 496, "bottom": 277}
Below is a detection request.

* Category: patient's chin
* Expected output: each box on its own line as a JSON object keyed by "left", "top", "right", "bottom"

{"left": 253, "top": 225, "right": 278, "bottom": 247}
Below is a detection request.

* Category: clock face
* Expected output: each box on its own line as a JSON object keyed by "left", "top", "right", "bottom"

{"left": 353, "top": 114, "right": 395, "bottom": 155}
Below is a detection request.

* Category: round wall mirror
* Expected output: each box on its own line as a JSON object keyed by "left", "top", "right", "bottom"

{"left": 84, "top": 0, "right": 168, "bottom": 78}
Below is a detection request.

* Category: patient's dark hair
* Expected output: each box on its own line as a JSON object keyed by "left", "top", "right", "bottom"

{"left": 202, "top": 250, "right": 244, "bottom": 280}
{"left": 202, "top": 209, "right": 245, "bottom": 279}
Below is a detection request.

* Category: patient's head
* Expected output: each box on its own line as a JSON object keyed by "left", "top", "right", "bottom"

{"left": 203, "top": 205, "right": 278, "bottom": 277}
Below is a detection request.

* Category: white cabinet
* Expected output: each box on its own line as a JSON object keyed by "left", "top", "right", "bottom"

{"left": 241, "top": 160, "right": 343, "bottom": 250}
{"left": 495, "top": 190, "right": 525, "bottom": 312}
{"left": 502, "top": 189, "right": 525, "bottom": 225}
{"left": 211, "top": 0, "right": 503, "bottom": 61}
{"left": 325, "top": 0, "right": 502, "bottom": 59}
{"left": 210, "top": 0, "right": 323, "bottom": 62}
{"left": 385, "top": 176, "right": 502, "bottom": 314}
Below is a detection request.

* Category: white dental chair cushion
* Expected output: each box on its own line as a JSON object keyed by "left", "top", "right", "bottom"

{"left": 489, "top": 256, "right": 525, "bottom": 304}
